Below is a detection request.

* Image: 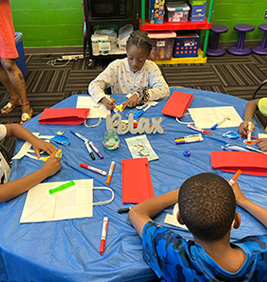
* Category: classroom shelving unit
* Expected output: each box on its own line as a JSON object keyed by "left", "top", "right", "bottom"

{"left": 139, "top": 0, "right": 214, "bottom": 64}
{"left": 83, "top": 0, "right": 138, "bottom": 67}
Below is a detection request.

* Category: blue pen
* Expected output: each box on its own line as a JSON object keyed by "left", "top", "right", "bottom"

{"left": 89, "top": 141, "right": 104, "bottom": 159}
{"left": 70, "top": 130, "right": 95, "bottom": 160}
{"left": 211, "top": 117, "right": 229, "bottom": 130}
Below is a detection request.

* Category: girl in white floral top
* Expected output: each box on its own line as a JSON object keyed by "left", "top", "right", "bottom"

{"left": 88, "top": 30, "right": 170, "bottom": 111}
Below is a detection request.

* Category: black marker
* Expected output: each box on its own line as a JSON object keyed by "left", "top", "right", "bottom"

{"left": 117, "top": 207, "right": 131, "bottom": 213}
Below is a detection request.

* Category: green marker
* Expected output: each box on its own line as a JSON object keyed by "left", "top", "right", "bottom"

{"left": 49, "top": 180, "right": 75, "bottom": 194}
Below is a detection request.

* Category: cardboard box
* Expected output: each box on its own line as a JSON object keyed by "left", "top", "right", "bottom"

{"left": 189, "top": 0, "right": 207, "bottom": 22}
{"left": 149, "top": 0, "right": 165, "bottom": 24}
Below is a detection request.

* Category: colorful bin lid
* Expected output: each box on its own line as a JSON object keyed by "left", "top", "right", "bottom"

{"left": 147, "top": 31, "right": 176, "bottom": 39}
{"left": 166, "top": 2, "right": 190, "bottom": 11}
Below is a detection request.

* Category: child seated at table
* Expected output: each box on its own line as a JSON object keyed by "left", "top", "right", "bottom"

{"left": 0, "top": 123, "right": 61, "bottom": 202}
{"left": 129, "top": 173, "right": 267, "bottom": 281}
{"left": 239, "top": 97, "right": 267, "bottom": 151}
{"left": 88, "top": 30, "right": 170, "bottom": 111}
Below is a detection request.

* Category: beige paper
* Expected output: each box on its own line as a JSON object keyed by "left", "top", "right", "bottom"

{"left": 20, "top": 179, "right": 93, "bottom": 223}
{"left": 188, "top": 106, "right": 243, "bottom": 129}
{"left": 76, "top": 96, "right": 110, "bottom": 118}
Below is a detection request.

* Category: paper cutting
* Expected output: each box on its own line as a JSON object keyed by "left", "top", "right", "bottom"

{"left": 125, "top": 134, "right": 159, "bottom": 161}
{"left": 13, "top": 133, "right": 53, "bottom": 161}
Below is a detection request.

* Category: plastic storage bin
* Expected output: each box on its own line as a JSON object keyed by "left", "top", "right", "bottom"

{"left": 15, "top": 32, "right": 27, "bottom": 77}
{"left": 118, "top": 24, "right": 133, "bottom": 50}
{"left": 148, "top": 31, "right": 176, "bottom": 60}
{"left": 189, "top": 0, "right": 207, "bottom": 22}
{"left": 166, "top": 1, "right": 190, "bottom": 22}
{"left": 173, "top": 32, "right": 200, "bottom": 58}
{"left": 149, "top": 0, "right": 165, "bottom": 24}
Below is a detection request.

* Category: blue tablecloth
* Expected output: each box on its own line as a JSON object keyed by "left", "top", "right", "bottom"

{"left": 0, "top": 87, "right": 266, "bottom": 281}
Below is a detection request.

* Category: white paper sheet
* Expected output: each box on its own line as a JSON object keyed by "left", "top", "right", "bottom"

{"left": 258, "top": 133, "right": 267, "bottom": 138}
{"left": 188, "top": 106, "right": 243, "bottom": 129}
{"left": 164, "top": 203, "right": 188, "bottom": 230}
{"left": 76, "top": 96, "right": 110, "bottom": 119}
{"left": 20, "top": 179, "right": 94, "bottom": 223}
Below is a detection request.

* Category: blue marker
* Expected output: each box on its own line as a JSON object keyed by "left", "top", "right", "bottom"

{"left": 70, "top": 130, "right": 87, "bottom": 142}
{"left": 211, "top": 116, "right": 230, "bottom": 130}
{"left": 70, "top": 130, "right": 95, "bottom": 160}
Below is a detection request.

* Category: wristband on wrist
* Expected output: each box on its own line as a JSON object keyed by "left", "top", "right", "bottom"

{"left": 137, "top": 87, "right": 150, "bottom": 105}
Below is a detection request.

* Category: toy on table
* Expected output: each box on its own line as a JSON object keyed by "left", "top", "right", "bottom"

{"left": 222, "top": 131, "right": 240, "bottom": 139}
{"left": 51, "top": 131, "right": 70, "bottom": 145}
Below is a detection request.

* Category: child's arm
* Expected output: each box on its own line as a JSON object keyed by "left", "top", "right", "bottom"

{"left": 100, "top": 97, "right": 116, "bottom": 111}
{"left": 238, "top": 99, "right": 259, "bottom": 135}
{"left": 256, "top": 138, "right": 267, "bottom": 152}
{"left": 0, "top": 151, "right": 61, "bottom": 202}
{"left": 128, "top": 190, "right": 179, "bottom": 238}
{"left": 5, "top": 124, "right": 57, "bottom": 158}
{"left": 231, "top": 181, "right": 267, "bottom": 228}
{"left": 88, "top": 64, "right": 114, "bottom": 107}
{"left": 147, "top": 62, "right": 170, "bottom": 101}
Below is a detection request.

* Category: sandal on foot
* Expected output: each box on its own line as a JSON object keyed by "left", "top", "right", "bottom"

{"left": 20, "top": 109, "right": 33, "bottom": 124}
{"left": 1, "top": 101, "right": 21, "bottom": 114}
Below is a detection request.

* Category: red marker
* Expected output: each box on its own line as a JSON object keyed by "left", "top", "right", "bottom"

{"left": 187, "top": 124, "right": 212, "bottom": 135}
{"left": 99, "top": 217, "right": 108, "bottom": 254}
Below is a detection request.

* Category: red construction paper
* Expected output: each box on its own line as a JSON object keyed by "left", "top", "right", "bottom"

{"left": 162, "top": 91, "right": 194, "bottom": 118}
{"left": 122, "top": 158, "right": 155, "bottom": 203}
{"left": 211, "top": 151, "right": 267, "bottom": 176}
{"left": 38, "top": 108, "right": 90, "bottom": 125}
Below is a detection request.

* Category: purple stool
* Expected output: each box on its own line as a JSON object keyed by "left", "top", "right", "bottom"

{"left": 207, "top": 24, "right": 228, "bottom": 56}
{"left": 252, "top": 24, "right": 267, "bottom": 55}
{"left": 227, "top": 24, "right": 255, "bottom": 55}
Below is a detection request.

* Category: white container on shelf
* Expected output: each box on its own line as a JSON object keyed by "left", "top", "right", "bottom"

{"left": 99, "top": 35, "right": 111, "bottom": 55}
{"left": 166, "top": 1, "right": 190, "bottom": 22}
{"left": 91, "top": 34, "right": 101, "bottom": 56}
{"left": 95, "top": 29, "right": 117, "bottom": 51}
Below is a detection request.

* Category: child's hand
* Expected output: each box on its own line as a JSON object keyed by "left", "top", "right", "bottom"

{"left": 101, "top": 97, "right": 116, "bottom": 110}
{"left": 238, "top": 120, "right": 255, "bottom": 135}
{"left": 122, "top": 94, "right": 138, "bottom": 111}
{"left": 32, "top": 140, "right": 57, "bottom": 159}
{"left": 41, "top": 151, "right": 61, "bottom": 177}
{"left": 256, "top": 138, "right": 267, "bottom": 152}
{"left": 230, "top": 181, "right": 247, "bottom": 206}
